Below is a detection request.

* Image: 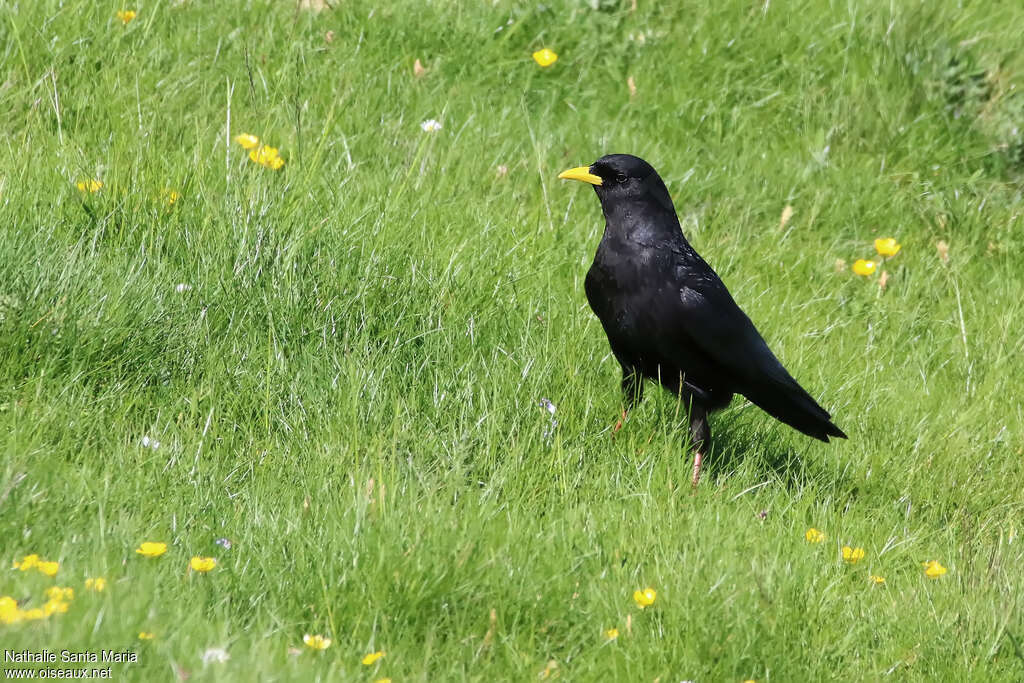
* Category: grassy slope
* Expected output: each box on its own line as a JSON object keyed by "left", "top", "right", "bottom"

{"left": 1, "top": 0, "right": 1023, "bottom": 680}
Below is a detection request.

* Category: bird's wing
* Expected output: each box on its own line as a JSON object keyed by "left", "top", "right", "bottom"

{"left": 662, "top": 252, "right": 844, "bottom": 441}
{"left": 670, "top": 272, "right": 793, "bottom": 388}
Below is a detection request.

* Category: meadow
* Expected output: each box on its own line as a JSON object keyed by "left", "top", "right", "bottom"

{"left": 2, "top": 0, "right": 1024, "bottom": 680}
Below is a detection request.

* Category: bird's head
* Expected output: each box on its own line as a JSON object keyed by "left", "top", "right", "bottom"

{"left": 558, "top": 154, "right": 676, "bottom": 218}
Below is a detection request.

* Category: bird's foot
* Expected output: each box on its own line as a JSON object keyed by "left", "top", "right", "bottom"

{"left": 690, "top": 450, "right": 705, "bottom": 488}
{"left": 612, "top": 408, "right": 628, "bottom": 435}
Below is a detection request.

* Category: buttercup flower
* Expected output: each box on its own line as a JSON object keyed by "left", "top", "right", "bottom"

{"left": 852, "top": 259, "right": 877, "bottom": 276}
{"left": 163, "top": 189, "right": 181, "bottom": 206}
{"left": 874, "top": 238, "right": 901, "bottom": 257}
{"left": 303, "top": 634, "right": 332, "bottom": 650}
{"left": 605, "top": 628, "right": 619, "bottom": 640}
{"left": 532, "top": 48, "right": 558, "bottom": 67}
{"left": 76, "top": 180, "right": 103, "bottom": 193}
{"left": 805, "top": 528, "right": 825, "bottom": 543}
{"left": 374, "top": 679, "right": 392, "bottom": 683}
{"left": 138, "top": 632, "right": 155, "bottom": 640}
{"left": 923, "top": 560, "right": 947, "bottom": 579}
{"left": 249, "top": 145, "right": 285, "bottom": 170}
{"left": 21, "top": 608, "right": 46, "bottom": 621}
{"left": 1, "top": 596, "right": 21, "bottom": 624}
{"left": 633, "top": 587, "right": 657, "bottom": 608}
{"left": 43, "top": 599, "right": 69, "bottom": 616}
{"left": 190, "top": 557, "right": 217, "bottom": 573}
{"left": 135, "top": 542, "right": 168, "bottom": 558}
{"left": 116, "top": 10, "right": 137, "bottom": 24}
{"left": 85, "top": 577, "right": 107, "bottom": 592}
{"left": 361, "top": 651, "right": 385, "bottom": 666}
{"left": 869, "top": 575, "right": 886, "bottom": 584}
{"left": 234, "top": 134, "right": 260, "bottom": 150}
{"left": 842, "top": 546, "right": 865, "bottom": 564}
{"left": 13, "top": 554, "right": 40, "bottom": 571}
{"left": 37, "top": 561, "right": 59, "bottom": 577}
{"left": 45, "top": 587, "right": 74, "bottom": 601}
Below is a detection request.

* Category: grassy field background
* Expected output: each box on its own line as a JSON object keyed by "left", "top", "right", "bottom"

{"left": 2, "top": 0, "right": 1024, "bottom": 680}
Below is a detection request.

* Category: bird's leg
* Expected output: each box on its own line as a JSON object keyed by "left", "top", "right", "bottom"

{"left": 688, "top": 406, "right": 710, "bottom": 488}
{"left": 614, "top": 366, "right": 644, "bottom": 434}
{"left": 613, "top": 407, "right": 627, "bottom": 434}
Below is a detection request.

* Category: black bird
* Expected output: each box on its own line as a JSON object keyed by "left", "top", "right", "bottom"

{"left": 558, "top": 154, "right": 846, "bottom": 486}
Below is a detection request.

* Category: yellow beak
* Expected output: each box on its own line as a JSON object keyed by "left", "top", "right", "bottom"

{"left": 558, "top": 166, "right": 603, "bottom": 186}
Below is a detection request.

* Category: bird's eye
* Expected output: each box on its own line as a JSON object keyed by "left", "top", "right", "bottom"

{"left": 616, "top": 173, "right": 627, "bottom": 184}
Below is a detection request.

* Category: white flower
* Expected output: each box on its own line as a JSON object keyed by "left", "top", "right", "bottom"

{"left": 140, "top": 436, "right": 160, "bottom": 450}
{"left": 200, "top": 647, "right": 230, "bottom": 665}
{"left": 539, "top": 398, "right": 558, "bottom": 443}
{"left": 175, "top": 283, "right": 193, "bottom": 293}
{"left": 420, "top": 119, "right": 443, "bottom": 133}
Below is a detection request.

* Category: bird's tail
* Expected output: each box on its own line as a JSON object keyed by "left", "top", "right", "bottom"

{"left": 743, "top": 380, "right": 847, "bottom": 443}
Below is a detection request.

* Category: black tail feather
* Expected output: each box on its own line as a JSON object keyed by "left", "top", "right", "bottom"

{"left": 744, "top": 381, "right": 846, "bottom": 443}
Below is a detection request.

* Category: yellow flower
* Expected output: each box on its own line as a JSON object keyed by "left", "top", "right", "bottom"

{"left": 249, "top": 145, "right": 285, "bottom": 170}
{"left": 874, "top": 237, "right": 901, "bottom": 257}
{"left": 138, "top": 632, "right": 155, "bottom": 640}
{"left": 116, "top": 10, "right": 137, "bottom": 24}
{"left": 605, "top": 627, "right": 619, "bottom": 640}
{"left": 361, "top": 651, "right": 385, "bottom": 666}
{"left": 234, "top": 133, "right": 260, "bottom": 150}
{"left": 532, "top": 48, "right": 559, "bottom": 67}
{"left": 43, "top": 599, "right": 69, "bottom": 616}
{"left": 303, "top": 634, "right": 332, "bottom": 650}
{"left": 135, "top": 542, "right": 167, "bottom": 558}
{"left": 851, "top": 259, "right": 877, "bottom": 276}
{"left": 923, "top": 560, "right": 947, "bottom": 579}
{"left": 869, "top": 575, "right": 886, "bottom": 584}
{"left": 190, "top": 556, "right": 217, "bottom": 573}
{"left": 805, "top": 528, "right": 825, "bottom": 543}
{"left": 0, "top": 596, "right": 21, "bottom": 624}
{"left": 842, "top": 546, "right": 865, "bottom": 564}
{"left": 45, "top": 587, "right": 74, "bottom": 601}
{"left": 374, "top": 679, "right": 392, "bottom": 683}
{"left": 632, "top": 587, "right": 657, "bottom": 608}
{"left": 85, "top": 577, "right": 107, "bottom": 592}
{"left": 13, "top": 554, "right": 40, "bottom": 571}
{"left": 37, "top": 560, "right": 59, "bottom": 577}
{"left": 76, "top": 179, "right": 103, "bottom": 193}
{"left": 21, "top": 608, "right": 47, "bottom": 621}
{"left": 164, "top": 189, "right": 181, "bottom": 206}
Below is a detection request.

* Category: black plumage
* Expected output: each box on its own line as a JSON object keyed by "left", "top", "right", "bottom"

{"left": 559, "top": 154, "right": 845, "bottom": 485}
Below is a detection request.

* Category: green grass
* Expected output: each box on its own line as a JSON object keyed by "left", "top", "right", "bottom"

{"left": 2, "top": 0, "right": 1024, "bottom": 680}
